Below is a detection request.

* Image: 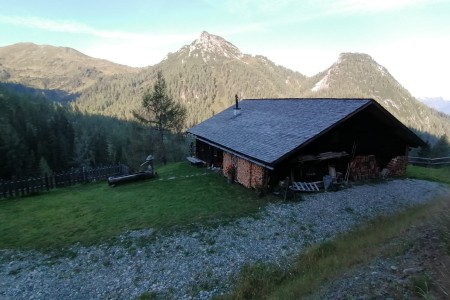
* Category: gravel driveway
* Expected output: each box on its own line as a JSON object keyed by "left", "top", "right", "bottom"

{"left": 0, "top": 179, "right": 448, "bottom": 300}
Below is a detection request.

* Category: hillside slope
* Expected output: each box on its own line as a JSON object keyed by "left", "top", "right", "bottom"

{"left": 0, "top": 43, "right": 139, "bottom": 93}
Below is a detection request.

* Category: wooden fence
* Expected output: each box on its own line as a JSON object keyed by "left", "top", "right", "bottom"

{"left": 0, "top": 164, "right": 127, "bottom": 199}
{"left": 408, "top": 156, "right": 450, "bottom": 167}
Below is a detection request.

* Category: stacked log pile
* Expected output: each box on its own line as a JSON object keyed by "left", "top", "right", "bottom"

{"left": 236, "top": 157, "right": 265, "bottom": 188}
{"left": 223, "top": 152, "right": 265, "bottom": 188}
{"left": 223, "top": 152, "right": 234, "bottom": 175}
{"left": 386, "top": 156, "right": 408, "bottom": 177}
{"left": 349, "top": 155, "right": 380, "bottom": 181}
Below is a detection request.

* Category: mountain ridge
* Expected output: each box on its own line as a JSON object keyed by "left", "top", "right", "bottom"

{"left": 0, "top": 42, "right": 139, "bottom": 93}
{"left": 418, "top": 97, "right": 450, "bottom": 116}
{"left": 0, "top": 32, "right": 449, "bottom": 139}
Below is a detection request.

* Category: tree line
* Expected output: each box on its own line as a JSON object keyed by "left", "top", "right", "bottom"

{"left": 417, "top": 134, "right": 450, "bottom": 158}
{"left": 0, "top": 82, "right": 187, "bottom": 180}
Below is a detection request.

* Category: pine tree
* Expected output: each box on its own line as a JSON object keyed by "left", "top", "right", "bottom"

{"left": 133, "top": 71, "right": 186, "bottom": 164}
{"left": 418, "top": 140, "right": 431, "bottom": 158}
{"left": 431, "top": 134, "right": 450, "bottom": 158}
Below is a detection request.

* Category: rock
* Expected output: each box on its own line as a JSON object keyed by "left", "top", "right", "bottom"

{"left": 402, "top": 267, "right": 424, "bottom": 275}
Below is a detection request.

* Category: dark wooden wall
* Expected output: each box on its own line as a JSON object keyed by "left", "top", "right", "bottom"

{"left": 271, "top": 108, "right": 410, "bottom": 184}
{"left": 195, "top": 140, "right": 223, "bottom": 167}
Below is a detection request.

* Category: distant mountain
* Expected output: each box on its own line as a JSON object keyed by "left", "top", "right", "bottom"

{"left": 300, "top": 53, "right": 450, "bottom": 138}
{"left": 1, "top": 33, "right": 449, "bottom": 139}
{"left": 73, "top": 31, "right": 306, "bottom": 125}
{"left": 0, "top": 43, "right": 139, "bottom": 94}
{"left": 418, "top": 97, "right": 450, "bottom": 115}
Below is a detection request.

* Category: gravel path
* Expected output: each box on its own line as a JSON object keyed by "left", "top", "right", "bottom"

{"left": 0, "top": 179, "right": 448, "bottom": 300}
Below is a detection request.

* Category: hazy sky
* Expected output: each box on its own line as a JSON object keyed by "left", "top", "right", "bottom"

{"left": 1, "top": 0, "right": 449, "bottom": 98}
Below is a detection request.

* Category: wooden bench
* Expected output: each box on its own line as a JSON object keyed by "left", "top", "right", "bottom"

{"left": 186, "top": 156, "right": 206, "bottom": 167}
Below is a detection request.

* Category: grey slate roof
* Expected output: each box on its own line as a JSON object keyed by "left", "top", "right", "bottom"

{"left": 188, "top": 98, "right": 372, "bottom": 167}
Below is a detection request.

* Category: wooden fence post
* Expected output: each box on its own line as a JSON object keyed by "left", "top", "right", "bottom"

{"left": 45, "top": 174, "right": 49, "bottom": 191}
{"left": 8, "top": 181, "right": 13, "bottom": 198}
{"left": 0, "top": 181, "right": 4, "bottom": 199}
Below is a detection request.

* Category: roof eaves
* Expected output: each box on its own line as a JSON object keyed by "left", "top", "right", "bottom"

{"left": 192, "top": 135, "right": 275, "bottom": 170}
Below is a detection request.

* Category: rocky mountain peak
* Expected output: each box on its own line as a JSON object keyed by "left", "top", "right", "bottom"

{"left": 336, "top": 52, "right": 389, "bottom": 74}
{"left": 185, "top": 31, "right": 243, "bottom": 61}
{"left": 337, "top": 52, "right": 374, "bottom": 62}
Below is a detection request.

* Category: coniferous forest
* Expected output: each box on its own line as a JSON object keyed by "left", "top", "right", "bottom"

{"left": 0, "top": 84, "right": 188, "bottom": 180}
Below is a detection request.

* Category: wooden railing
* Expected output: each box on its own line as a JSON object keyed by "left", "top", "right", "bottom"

{"left": 408, "top": 156, "right": 450, "bottom": 167}
{"left": 0, "top": 164, "right": 127, "bottom": 199}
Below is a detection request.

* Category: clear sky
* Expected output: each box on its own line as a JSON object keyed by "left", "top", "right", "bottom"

{"left": 1, "top": 0, "right": 449, "bottom": 98}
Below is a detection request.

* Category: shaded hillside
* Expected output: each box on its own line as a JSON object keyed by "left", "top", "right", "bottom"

{"left": 0, "top": 83, "right": 186, "bottom": 179}
{"left": 0, "top": 82, "right": 79, "bottom": 103}
{"left": 0, "top": 43, "right": 139, "bottom": 93}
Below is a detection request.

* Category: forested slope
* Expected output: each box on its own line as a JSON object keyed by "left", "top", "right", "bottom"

{"left": 0, "top": 84, "right": 185, "bottom": 179}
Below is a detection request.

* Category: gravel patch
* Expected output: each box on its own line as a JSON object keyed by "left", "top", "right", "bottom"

{"left": 0, "top": 179, "right": 448, "bottom": 299}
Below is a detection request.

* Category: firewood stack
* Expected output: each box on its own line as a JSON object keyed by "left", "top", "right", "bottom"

{"left": 386, "top": 156, "right": 408, "bottom": 177}
{"left": 349, "top": 155, "right": 380, "bottom": 181}
{"left": 223, "top": 151, "right": 265, "bottom": 188}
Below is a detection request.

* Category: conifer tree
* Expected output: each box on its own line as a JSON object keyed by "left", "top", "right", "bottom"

{"left": 431, "top": 134, "right": 450, "bottom": 158}
{"left": 133, "top": 71, "right": 186, "bottom": 164}
{"left": 418, "top": 140, "right": 431, "bottom": 158}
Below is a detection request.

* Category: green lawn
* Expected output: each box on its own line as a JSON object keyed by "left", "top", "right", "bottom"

{"left": 0, "top": 162, "right": 265, "bottom": 250}
{"left": 407, "top": 165, "right": 450, "bottom": 185}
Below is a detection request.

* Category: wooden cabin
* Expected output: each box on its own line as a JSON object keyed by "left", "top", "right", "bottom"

{"left": 187, "top": 98, "right": 425, "bottom": 189}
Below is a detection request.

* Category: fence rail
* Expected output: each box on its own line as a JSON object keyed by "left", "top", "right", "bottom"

{"left": 0, "top": 164, "right": 127, "bottom": 199}
{"left": 408, "top": 156, "right": 450, "bottom": 167}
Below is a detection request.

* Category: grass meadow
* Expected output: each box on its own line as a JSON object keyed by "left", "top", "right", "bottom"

{"left": 0, "top": 162, "right": 265, "bottom": 250}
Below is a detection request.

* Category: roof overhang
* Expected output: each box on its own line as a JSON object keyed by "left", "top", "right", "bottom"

{"left": 188, "top": 134, "right": 275, "bottom": 170}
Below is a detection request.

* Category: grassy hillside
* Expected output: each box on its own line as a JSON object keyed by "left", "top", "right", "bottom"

{"left": 0, "top": 42, "right": 139, "bottom": 93}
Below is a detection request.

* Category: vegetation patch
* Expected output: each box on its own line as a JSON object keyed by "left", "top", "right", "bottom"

{"left": 407, "top": 165, "right": 450, "bottom": 185}
{"left": 0, "top": 162, "right": 265, "bottom": 250}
